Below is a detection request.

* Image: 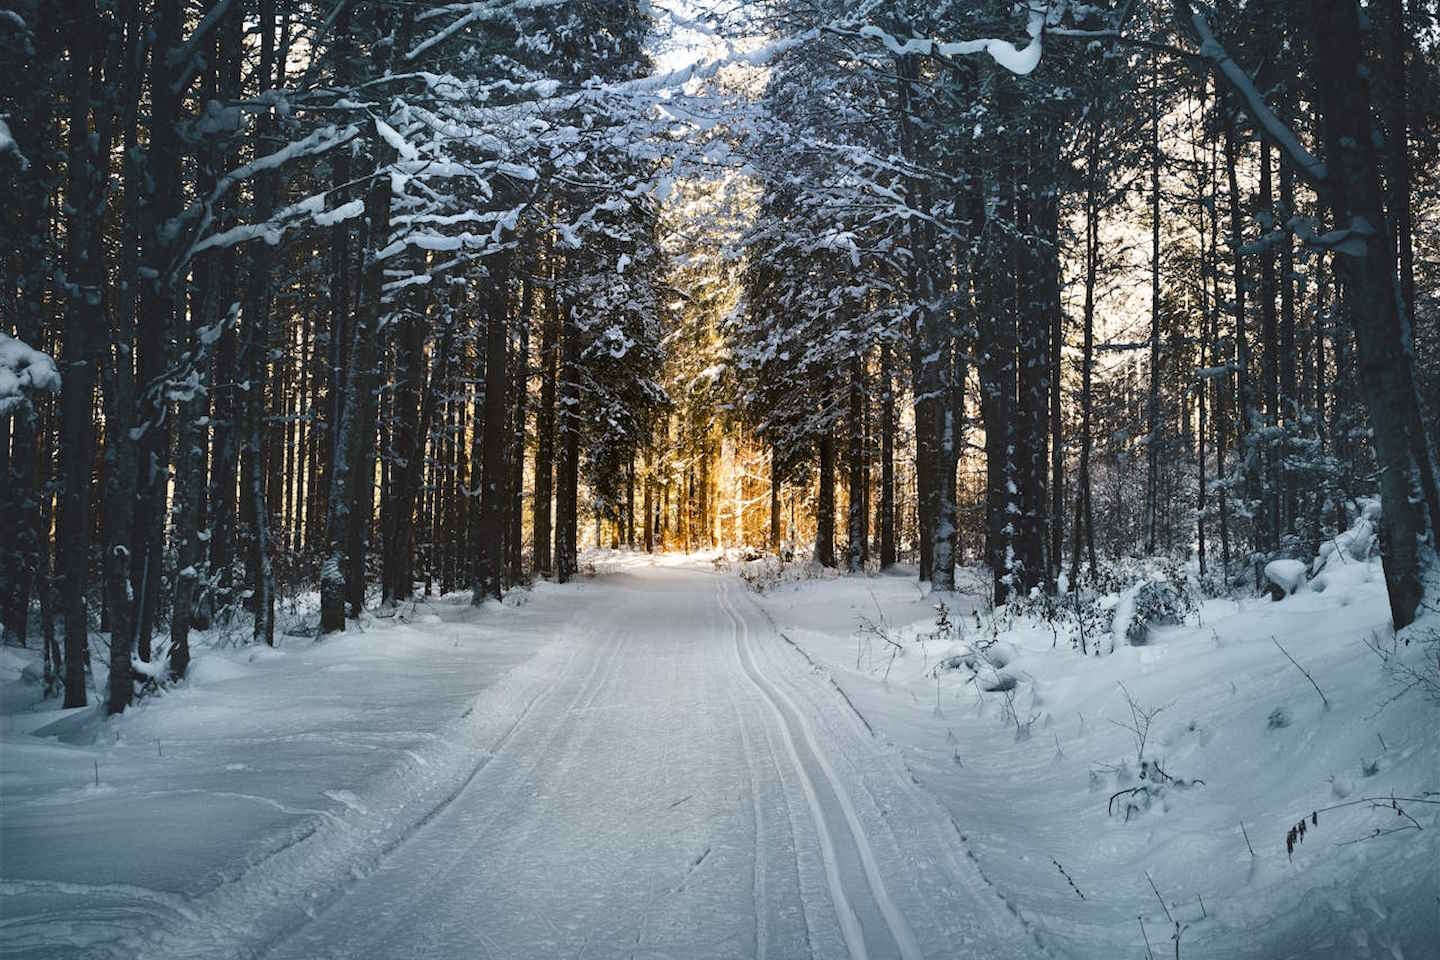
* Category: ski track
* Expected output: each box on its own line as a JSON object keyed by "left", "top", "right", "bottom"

{"left": 11, "top": 567, "right": 1035, "bottom": 960}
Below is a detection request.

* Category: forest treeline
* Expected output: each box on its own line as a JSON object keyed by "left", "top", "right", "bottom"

{"left": 1, "top": 0, "right": 1437, "bottom": 716}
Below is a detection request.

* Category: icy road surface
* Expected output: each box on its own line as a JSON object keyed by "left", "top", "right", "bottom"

{"left": 167, "top": 568, "right": 1031, "bottom": 960}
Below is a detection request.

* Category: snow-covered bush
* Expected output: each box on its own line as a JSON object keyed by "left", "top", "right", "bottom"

{"left": 1056, "top": 558, "right": 1198, "bottom": 653}
{"left": 733, "top": 551, "right": 836, "bottom": 592}
{"left": 1119, "top": 579, "right": 1194, "bottom": 645}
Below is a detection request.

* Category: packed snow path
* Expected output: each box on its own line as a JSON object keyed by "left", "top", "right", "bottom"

{"left": 161, "top": 567, "right": 1028, "bottom": 960}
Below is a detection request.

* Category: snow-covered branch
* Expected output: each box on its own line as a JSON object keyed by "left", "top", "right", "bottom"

{"left": 1184, "top": 4, "right": 1327, "bottom": 186}
{"left": 0, "top": 334, "right": 61, "bottom": 416}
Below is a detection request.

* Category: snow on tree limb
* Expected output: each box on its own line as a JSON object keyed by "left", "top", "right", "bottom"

{"left": 184, "top": 125, "right": 361, "bottom": 261}
{"left": 405, "top": 0, "right": 569, "bottom": 62}
{"left": 853, "top": 0, "right": 1047, "bottom": 77}
{"left": 1184, "top": 5, "right": 1327, "bottom": 186}
{"left": 0, "top": 117, "right": 28, "bottom": 170}
{"left": 0, "top": 334, "right": 61, "bottom": 417}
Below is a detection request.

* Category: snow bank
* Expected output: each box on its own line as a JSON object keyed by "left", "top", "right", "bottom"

{"left": 0, "top": 586, "right": 584, "bottom": 958}
{"left": 753, "top": 552, "right": 1439, "bottom": 959}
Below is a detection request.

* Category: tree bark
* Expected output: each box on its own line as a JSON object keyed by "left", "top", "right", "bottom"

{"left": 815, "top": 418, "right": 836, "bottom": 569}
{"left": 1307, "top": 0, "right": 1438, "bottom": 628}
{"left": 533, "top": 257, "right": 558, "bottom": 576}
{"left": 879, "top": 338, "right": 896, "bottom": 568}
{"left": 59, "top": 0, "right": 106, "bottom": 707}
{"left": 846, "top": 354, "right": 865, "bottom": 572}
{"left": 474, "top": 251, "right": 511, "bottom": 603}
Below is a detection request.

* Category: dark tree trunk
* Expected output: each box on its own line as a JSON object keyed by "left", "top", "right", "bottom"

{"left": 846, "top": 355, "right": 865, "bottom": 572}
{"left": 507, "top": 273, "right": 531, "bottom": 582}
{"left": 895, "top": 51, "right": 933, "bottom": 583}
{"left": 474, "top": 252, "right": 511, "bottom": 603}
{"left": 244, "top": 0, "right": 280, "bottom": 647}
{"left": 644, "top": 441, "right": 655, "bottom": 553}
{"left": 769, "top": 448, "right": 781, "bottom": 552}
{"left": 1259, "top": 140, "right": 1280, "bottom": 552}
{"left": 1307, "top": 0, "right": 1438, "bottom": 628}
{"left": 879, "top": 339, "right": 896, "bottom": 568}
{"left": 1279, "top": 146, "right": 1297, "bottom": 533}
{"left": 1070, "top": 105, "right": 1102, "bottom": 585}
{"left": 382, "top": 287, "right": 451, "bottom": 606}
{"left": 1146, "top": 63, "right": 1163, "bottom": 556}
{"left": 554, "top": 297, "right": 580, "bottom": 583}
{"left": 533, "top": 265, "right": 558, "bottom": 576}
{"left": 1224, "top": 104, "right": 1262, "bottom": 565}
{"left": 59, "top": 0, "right": 106, "bottom": 707}
{"left": 131, "top": 0, "right": 186, "bottom": 664}
{"left": 0, "top": 0, "right": 60, "bottom": 649}
{"left": 815, "top": 418, "right": 836, "bottom": 569}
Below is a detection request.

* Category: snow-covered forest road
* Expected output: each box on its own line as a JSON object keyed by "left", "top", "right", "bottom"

{"left": 1, "top": 566, "right": 1032, "bottom": 960}
{"left": 259, "top": 568, "right": 1027, "bottom": 960}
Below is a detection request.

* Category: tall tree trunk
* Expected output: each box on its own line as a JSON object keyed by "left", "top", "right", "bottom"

{"left": 533, "top": 258, "right": 558, "bottom": 576}
{"left": 385, "top": 323, "right": 452, "bottom": 606}
{"left": 846, "top": 354, "right": 865, "bottom": 572}
{"left": 98, "top": 0, "right": 143, "bottom": 710}
{"left": 507, "top": 272, "right": 531, "bottom": 582}
{"left": 648, "top": 440, "right": 659, "bottom": 552}
{"left": 895, "top": 51, "right": 932, "bottom": 582}
{"left": 131, "top": 0, "right": 186, "bottom": 663}
{"left": 1224, "top": 104, "right": 1262, "bottom": 566}
{"left": 815, "top": 416, "right": 836, "bottom": 569}
{"left": 1070, "top": 106, "right": 1102, "bottom": 585}
{"left": 474, "top": 252, "right": 511, "bottom": 603}
{"left": 879, "top": 338, "right": 896, "bottom": 568}
{"left": 1145, "top": 62, "right": 1163, "bottom": 556}
{"left": 244, "top": 0, "right": 280, "bottom": 646}
{"left": 1259, "top": 140, "right": 1280, "bottom": 552}
{"left": 554, "top": 297, "right": 580, "bottom": 583}
{"left": 1308, "top": 0, "right": 1438, "bottom": 628}
{"left": 382, "top": 264, "right": 423, "bottom": 606}
{"left": 0, "top": 0, "right": 60, "bottom": 649}
{"left": 59, "top": 0, "right": 106, "bottom": 707}
{"left": 769, "top": 447, "right": 781, "bottom": 552}
{"left": 1279, "top": 148, "right": 1297, "bottom": 534}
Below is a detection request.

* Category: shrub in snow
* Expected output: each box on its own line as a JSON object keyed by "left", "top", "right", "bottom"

{"left": 1057, "top": 557, "right": 1197, "bottom": 653}
{"left": 1117, "top": 579, "right": 1193, "bottom": 646}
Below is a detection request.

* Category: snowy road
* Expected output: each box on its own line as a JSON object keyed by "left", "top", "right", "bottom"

{"left": 242, "top": 567, "right": 1030, "bottom": 960}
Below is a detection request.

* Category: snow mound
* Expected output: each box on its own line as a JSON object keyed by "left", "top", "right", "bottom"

{"left": 1264, "top": 559, "right": 1308, "bottom": 597}
{"left": 1312, "top": 499, "right": 1380, "bottom": 575}
{"left": 185, "top": 654, "right": 252, "bottom": 686}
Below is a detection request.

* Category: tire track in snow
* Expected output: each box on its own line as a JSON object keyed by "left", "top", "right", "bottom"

{"left": 262, "top": 609, "right": 638, "bottom": 959}
{"left": 717, "top": 580, "right": 923, "bottom": 960}
{"left": 127, "top": 613, "right": 612, "bottom": 960}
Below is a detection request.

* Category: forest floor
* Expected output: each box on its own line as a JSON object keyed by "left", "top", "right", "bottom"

{"left": 1, "top": 550, "right": 1436, "bottom": 959}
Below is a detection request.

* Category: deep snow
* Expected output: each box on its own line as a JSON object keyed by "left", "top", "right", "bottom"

{"left": 1, "top": 548, "right": 1435, "bottom": 959}
{"left": 745, "top": 556, "right": 1439, "bottom": 959}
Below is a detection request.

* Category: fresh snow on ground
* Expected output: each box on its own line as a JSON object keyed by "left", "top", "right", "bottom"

{"left": 748, "top": 556, "right": 1439, "bottom": 959}
{"left": 0, "top": 584, "right": 587, "bottom": 958}
{"left": 1, "top": 542, "right": 1435, "bottom": 959}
